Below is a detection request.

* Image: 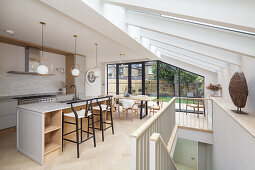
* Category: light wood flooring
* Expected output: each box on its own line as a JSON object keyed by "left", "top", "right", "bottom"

{"left": 176, "top": 112, "right": 212, "bottom": 130}
{"left": 0, "top": 114, "right": 148, "bottom": 170}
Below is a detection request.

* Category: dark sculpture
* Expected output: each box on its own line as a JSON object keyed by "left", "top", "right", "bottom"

{"left": 229, "top": 72, "right": 248, "bottom": 114}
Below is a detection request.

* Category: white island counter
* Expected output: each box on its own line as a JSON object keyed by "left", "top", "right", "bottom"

{"left": 16, "top": 97, "right": 109, "bottom": 165}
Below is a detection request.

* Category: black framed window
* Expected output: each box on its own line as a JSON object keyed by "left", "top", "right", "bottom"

{"left": 107, "top": 60, "right": 204, "bottom": 99}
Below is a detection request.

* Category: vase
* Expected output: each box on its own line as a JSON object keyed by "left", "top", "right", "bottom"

{"left": 62, "top": 88, "right": 66, "bottom": 94}
{"left": 210, "top": 91, "right": 217, "bottom": 96}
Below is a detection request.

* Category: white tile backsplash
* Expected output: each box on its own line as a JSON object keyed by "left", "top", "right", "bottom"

{"left": 0, "top": 72, "right": 65, "bottom": 96}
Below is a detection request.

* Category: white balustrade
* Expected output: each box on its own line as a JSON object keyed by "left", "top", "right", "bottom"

{"left": 131, "top": 98, "right": 176, "bottom": 170}
{"left": 150, "top": 133, "right": 177, "bottom": 170}
{"left": 175, "top": 97, "right": 213, "bottom": 130}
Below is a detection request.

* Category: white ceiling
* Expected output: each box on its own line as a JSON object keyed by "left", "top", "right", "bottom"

{"left": 0, "top": 0, "right": 157, "bottom": 63}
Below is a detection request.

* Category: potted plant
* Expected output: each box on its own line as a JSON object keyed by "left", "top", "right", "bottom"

{"left": 206, "top": 83, "right": 222, "bottom": 96}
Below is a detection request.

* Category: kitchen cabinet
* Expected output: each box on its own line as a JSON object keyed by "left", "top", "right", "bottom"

{"left": 0, "top": 99, "right": 17, "bottom": 129}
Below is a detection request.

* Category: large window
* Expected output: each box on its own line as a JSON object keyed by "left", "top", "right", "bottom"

{"left": 131, "top": 63, "right": 142, "bottom": 95}
{"left": 119, "top": 64, "right": 128, "bottom": 95}
{"left": 145, "top": 61, "right": 157, "bottom": 97}
{"left": 107, "top": 61, "right": 204, "bottom": 99}
{"left": 158, "top": 62, "right": 179, "bottom": 101}
{"left": 180, "top": 70, "right": 204, "bottom": 97}
{"left": 107, "top": 65, "right": 117, "bottom": 95}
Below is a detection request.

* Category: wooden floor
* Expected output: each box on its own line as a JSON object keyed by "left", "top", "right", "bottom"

{"left": 176, "top": 111, "right": 212, "bottom": 130}
{"left": 0, "top": 113, "right": 148, "bottom": 170}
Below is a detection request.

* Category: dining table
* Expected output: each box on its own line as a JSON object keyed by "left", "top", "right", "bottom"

{"left": 113, "top": 95, "right": 157, "bottom": 119}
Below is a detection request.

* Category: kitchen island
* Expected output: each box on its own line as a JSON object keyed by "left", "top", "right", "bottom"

{"left": 16, "top": 96, "right": 110, "bottom": 165}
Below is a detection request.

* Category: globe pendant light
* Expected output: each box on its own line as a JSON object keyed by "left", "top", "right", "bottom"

{"left": 93, "top": 43, "right": 101, "bottom": 78}
{"left": 71, "top": 35, "right": 80, "bottom": 77}
{"left": 36, "top": 22, "right": 53, "bottom": 76}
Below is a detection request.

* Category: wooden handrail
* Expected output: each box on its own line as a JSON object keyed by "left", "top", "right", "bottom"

{"left": 131, "top": 97, "right": 175, "bottom": 138}
{"left": 176, "top": 97, "right": 212, "bottom": 100}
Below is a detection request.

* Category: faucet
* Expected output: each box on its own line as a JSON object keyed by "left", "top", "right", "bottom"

{"left": 70, "top": 85, "right": 79, "bottom": 100}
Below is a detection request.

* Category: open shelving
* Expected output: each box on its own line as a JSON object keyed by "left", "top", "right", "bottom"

{"left": 44, "top": 110, "right": 62, "bottom": 164}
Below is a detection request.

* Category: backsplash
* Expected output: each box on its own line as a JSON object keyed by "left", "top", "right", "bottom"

{"left": 0, "top": 72, "right": 65, "bottom": 97}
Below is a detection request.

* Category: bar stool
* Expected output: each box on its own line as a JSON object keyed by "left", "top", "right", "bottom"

{"left": 62, "top": 100, "right": 96, "bottom": 158}
{"left": 92, "top": 96, "right": 114, "bottom": 142}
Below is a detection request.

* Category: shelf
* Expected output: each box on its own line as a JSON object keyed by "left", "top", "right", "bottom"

{"left": 44, "top": 143, "right": 61, "bottom": 155}
{"left": 44, "top": 125, "right": 61, "bottom": 134}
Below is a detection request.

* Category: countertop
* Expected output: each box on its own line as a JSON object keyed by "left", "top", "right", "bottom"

{"left": 17, "top": 96, "right": 108, "bottom": 113}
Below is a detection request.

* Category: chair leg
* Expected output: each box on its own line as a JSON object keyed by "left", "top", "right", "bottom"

{"left": 110, "top": 109, "right": 114, "bottom": 135}
{"left": 197, "top": 107, "right": 200, "bottom": 118}
{"left": 80, "top": 119, "right": 82, "bottom": 142}
{"left": 62, "top": 113, "right": 64, "bottom": 152}
{"left": 122, "top": 109, "right": 124, "bottom": 120}
{"left": 87, "top": 116, "right": 90, "bottom": 138}
{"left": 203, "top": 106, "right": 206, "bottom": 117}
{"left": 75, "top": 117, "right": 80, "bottom": 158}
{"left": 91, "top": 114, "right": 96, "bottom": 147}
{"left": 99, "top": 109, "right": 104, "bottom": 142}
{"left": 131, "top": 110, "right": 133, "bottom": 122}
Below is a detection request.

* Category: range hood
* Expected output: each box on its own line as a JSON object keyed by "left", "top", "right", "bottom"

{"left": 8, "top": 47, "right": 53, "bottom": 75}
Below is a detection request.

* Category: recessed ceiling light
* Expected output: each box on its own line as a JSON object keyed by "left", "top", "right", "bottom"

{"left": 5, "top": 29, "right": 15, "bottom": 35}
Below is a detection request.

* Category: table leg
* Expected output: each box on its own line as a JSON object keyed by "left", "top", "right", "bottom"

{"left": 140, "top": 101, "right": 143, "bottom": 119}
{"left": 145, "top": 101, "right": 148, "bottom": 116}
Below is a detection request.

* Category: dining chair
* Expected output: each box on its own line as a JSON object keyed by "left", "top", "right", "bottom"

{"left": 120, "top": 99, "right": 139, "bottom": 121}
{"left": 186, "top": 98, "right": 206, "bottom": 118}
{"left": 149, "top": 99, "right": 164, "bottom": 118}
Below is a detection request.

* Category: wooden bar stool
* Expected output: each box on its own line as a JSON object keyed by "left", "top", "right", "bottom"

{"left": 92, "top": 96, "right": 114, "bottom": 142}
{"left": 62, "top": 100, "right": 96, "bottom": 158}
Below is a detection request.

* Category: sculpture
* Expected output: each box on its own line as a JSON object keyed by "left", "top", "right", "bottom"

{"left": 228, "top": 72, "right": 248, "bottom": 114}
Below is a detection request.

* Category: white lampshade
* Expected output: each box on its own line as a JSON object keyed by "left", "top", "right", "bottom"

{"left": 72, "top": 68, "right": 80, "bottom": 77}
{"left": 94, "top": 67, "right": 101, "bottom": 78}
{"left": 37, "top": 65, "right": 49, "bottom": 75}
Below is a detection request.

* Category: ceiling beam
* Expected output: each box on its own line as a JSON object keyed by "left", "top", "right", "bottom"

{"left": 106, "top": 0, "right": 255, "bottom": 33}
{"left": 150, "top": 40, "right": 228, "bottom": 68}
{"left": 159, "top": 49, "right": 221, "bottom": 71}
{"left": 161, "top": 53, "right": 217, "bottom": 73}
{"left": 126, "top": 11, "right": 255, "bottom": 57}
{"left": 139, "top": 28, "right": 241, "bottom": 65}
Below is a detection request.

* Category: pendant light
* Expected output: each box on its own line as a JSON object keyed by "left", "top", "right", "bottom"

{"left": 71, "top": 35, "right": 80, "bottom": 77}
{"left": 120, "top": 53, "right": 125, "bottom": 66}
{"left": 35, "top": 22, "right": 53, "bottom": 76}
{"left": 93, "top": 43, "right": 101, "bottom": 78}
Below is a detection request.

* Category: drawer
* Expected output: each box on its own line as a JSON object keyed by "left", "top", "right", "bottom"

{"left": 0, "top": 100, "right": 18, "bottom": 116}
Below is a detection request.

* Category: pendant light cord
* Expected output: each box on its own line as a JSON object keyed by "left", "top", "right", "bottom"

{"left": 41, "top": 23, "right": 44, "bottom": 59}
{"left": 74, "top": 36, "right": 76, "bottom": 56}
{"left": 96, "top": 44, "right": 98, "bottom": 67}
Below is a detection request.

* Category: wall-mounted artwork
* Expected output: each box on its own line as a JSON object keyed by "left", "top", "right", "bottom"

{"left": 229, "top": 72, "right": 248, "bottom": 114}
{"left": 86, "top": 69, "right": 96, "bottom": 84}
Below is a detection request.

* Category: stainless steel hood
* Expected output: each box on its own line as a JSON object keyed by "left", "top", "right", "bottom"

{"left": 7, "top": 47, "right": 49, "bottom": 75}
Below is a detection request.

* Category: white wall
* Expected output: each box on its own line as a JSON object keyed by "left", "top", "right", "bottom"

{"left": 173, "top": 138, "right": 198, "bottom": 169}
{"left": 210, "top": 100, "right": 255, "bottom": 170}
{"left": 0, "top": 42, "right": 65, "bottom": 96}
{"left": 161, "top": 55, "right": 218, "bottom": 97}
{"left": 241, "top": 55, "right": 255, "bottom": 114}
{"left": 84, "top": 56, "right": 102, "bottom": 96}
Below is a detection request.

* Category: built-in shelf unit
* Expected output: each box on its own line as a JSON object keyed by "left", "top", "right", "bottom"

{"left": 44, "top": 110, "right": 62, "bottom": 164}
